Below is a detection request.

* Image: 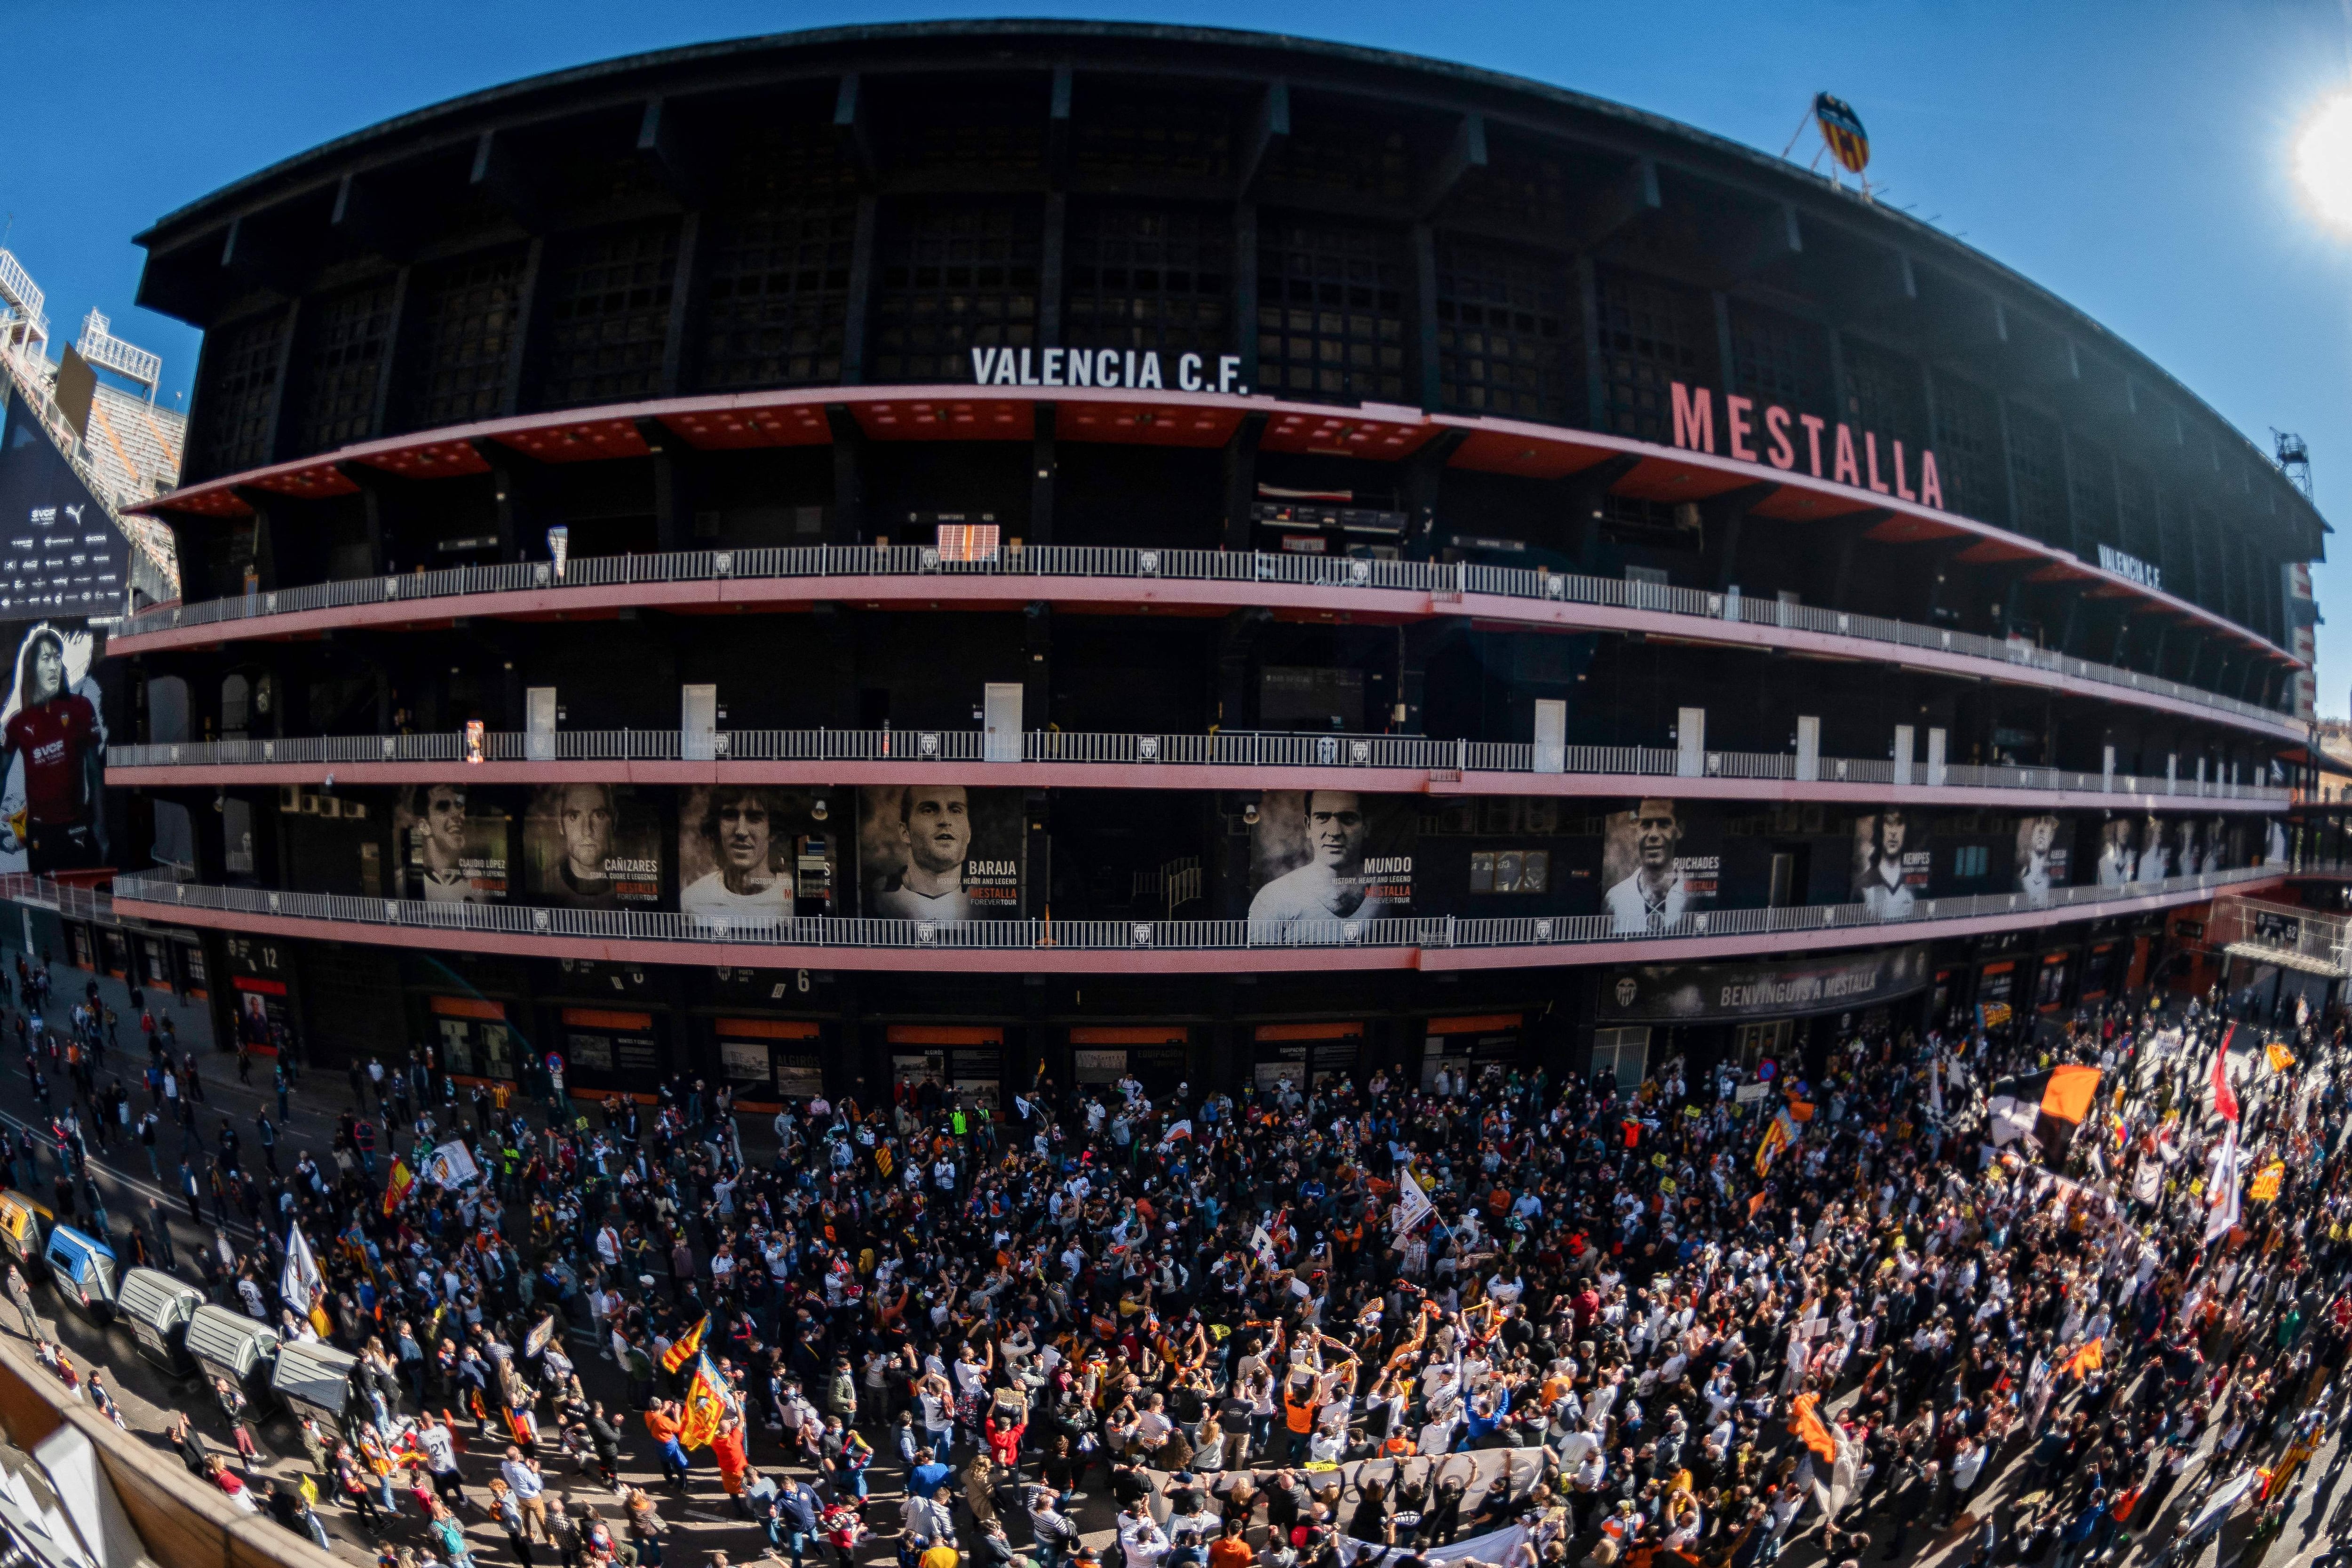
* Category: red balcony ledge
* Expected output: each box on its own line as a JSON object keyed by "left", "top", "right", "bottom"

{"left": 108, "top": 868, "right": 2282, "bottom": 978}
{"left": 127, "top": 382, "right": 2297, "bottom": 674}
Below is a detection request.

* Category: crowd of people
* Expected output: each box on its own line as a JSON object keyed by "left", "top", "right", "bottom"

{"left": 0, "top": 948, "right": 2345, "bottom": 1568}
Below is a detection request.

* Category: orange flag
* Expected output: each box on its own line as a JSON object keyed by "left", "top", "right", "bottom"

{"left": 2062, "top": 1338, "right": 2103, "bottom": 1377}
{"left": 1789, "top": 1392, "right": 1836, "bottom": 1465}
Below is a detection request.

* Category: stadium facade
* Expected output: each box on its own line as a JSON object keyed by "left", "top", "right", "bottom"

{"left": 65, "top": 22, "right": 2337, "bottom": 1105}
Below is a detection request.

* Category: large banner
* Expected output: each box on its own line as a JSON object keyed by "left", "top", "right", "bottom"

{"left": 0, "top": 620, "right": 108, "bottom": 876}
{"left": 1599, "top": 944, "right": 1932, "bottom": 1023}
{"left": 1601, "top": 796, "right": 1718, "bottom": 932}
{"left": 2013, "top": 813, "right": 2068, "bottom": 907}
{"left": 1247, "top": 790, "right": 1414, "bottom": 930}
{"left": 857, "top": 784, "right": 1024, "bottom": 922}
{"left": 395, "top": 783, "right": 509, "bottom": 903}
{"left": 1851, "top": 807, "right": 1931, "bottom": 919}
{"left": 523, "top": 784, "right": 663, "bottom": 907}
{"left": 679, "top": 786, "right": 833, "bottom": 920}
{"left": 0, "top": 401, "right": 128, "bottom": 616}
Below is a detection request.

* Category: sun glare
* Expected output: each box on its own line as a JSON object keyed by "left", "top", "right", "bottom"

{"left": 2298, "top": 93, "right": 2352, "bottom": 229}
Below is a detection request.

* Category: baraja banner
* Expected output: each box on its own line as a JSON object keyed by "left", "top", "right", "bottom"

{"left": 1600, "top": 944, "right": 1931, "bottom": 1022}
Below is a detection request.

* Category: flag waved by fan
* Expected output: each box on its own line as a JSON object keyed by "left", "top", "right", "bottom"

{"left": 662, "top": 1313, "right": 709, "bottom": 1374}
{"left": 677, "top": 1351, "right": 738, "bottom": 1450}
{"left": 1984, "top": 1064, "right": 2101, "bottom": 1165}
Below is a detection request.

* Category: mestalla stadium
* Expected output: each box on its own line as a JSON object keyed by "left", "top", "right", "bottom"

{"left": 71, "top": 21, "right": 2342, "bottom": 1102}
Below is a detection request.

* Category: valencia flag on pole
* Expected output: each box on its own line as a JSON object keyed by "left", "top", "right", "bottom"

{"left": 381, "top": 1158, "right": 414, "bottom": 1217}
{"left": 678, "top": 1350, "right": 737, "bottom": 1451}
{"left": 661, "top": 1314, "right": 710, "bottom": 1374}
{"left": 1986, "top": 1065, "right": 2101, "bottom": 1166}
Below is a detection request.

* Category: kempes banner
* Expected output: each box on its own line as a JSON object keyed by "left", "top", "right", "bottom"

{"left": 678, "top": 785, "right": 834, "bottom": 921}
{"left": 1599, "top": 944, "right": 1932, "bottom": 1022}
{"left": 858, "top": 784, "right": 1024, "bottom": 922}
{"left": 1851, "top": 808, "right": 1932, "bottom": 920}
{"left": 1247, "top": 790, "right": 1414, "bottom": 931}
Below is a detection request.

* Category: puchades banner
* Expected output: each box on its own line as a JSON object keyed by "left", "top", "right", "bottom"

{"left": 0, "top": 620, "right": 107, "bottom": 876}
{"left": 679, "top": 785, "right": 836, "bottom": 921}
{"left": 1247, "top": 790, "right": 1414, "bottom": 932}
{"left": 857, "top": 784, "right": 1025, "bottom": 922}
{"left": 1601, "top": 796, "right": 1719, "bottom": 932}
{"left": 1851, "top": 807, "right": 1931, "bottom": 921}
{"left": 523, "top": 783, "right": 663, "bottom": 907}
{"left": 395, "top": 783, "right": 509, "bottom": 904}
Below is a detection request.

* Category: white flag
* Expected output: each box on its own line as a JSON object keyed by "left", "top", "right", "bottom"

{"left": 2203, "top": 1127, "right": 2241, "bottom": 1243}
{"left": 1249, "top": 1225, "right": 1277, "bottom": 1267}
{"left": 426, "top": 1140, "right": 482, "bottom": 1187}
{"left": 281, "top": 1223, "right": 323, "bottom": 1311}
{"left": 1395, "top": 1166, "right": 1434, "bottom": 1234}
{"left": 2132, "top": 1158, "right": 2163, "bottom": 1206}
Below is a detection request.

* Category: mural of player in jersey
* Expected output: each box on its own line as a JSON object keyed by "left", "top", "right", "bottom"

{"left": 0, "top": 622, "right": 105, "bottom": 874}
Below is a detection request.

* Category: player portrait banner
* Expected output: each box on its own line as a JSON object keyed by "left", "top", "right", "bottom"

{"left": 857, "top": 784, "right": 1024, "bottom": 922}
{"left": 2012, "top": 813, "right": 2068, "bottom": 908}
{"left": 678, "top": 785, "right": 833, "bottom": 923}
{"left": 2135, "top": 812, "right": 2173, "bottom": 884}
{"left": 2094, "top": 816, "right": 2137, "bottom": 888}
{"left": 1598, "top": 944, "right": 1931, "bottom": 1023}
{"left": 1600, "top": 797, "right": 1718, "bottom": 933}
{"left": 395, "top": 783, "right": 510, "bottom": 904}
{"left": 0, "top": 621, "right": 108, "bottom": 876}
{"left": 1851, "top": 807, "right": 1931, "bottom": 921}
{"left": 1246, "top": 790, "right": 1414, "bottom": 934}
{"left": 523, "top": 784, "right": 663, "bottom": 907}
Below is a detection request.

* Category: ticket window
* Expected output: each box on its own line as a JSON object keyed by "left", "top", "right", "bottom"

{"left": 432, "top": 1008, "right": 518, "bottom": 1080}
{"left": 1976, "top": 962, "right": 2018, "bottom": 1028}
{"left": 2034, "top": 955, "right": 2071, "bottom": 1011}
{"left": 893, "top": 1051, "right": 946, "bottom": 1092}
{"left": 1071, "top": 1027, "right": 1191, "bottom": 1097}
{"left": 887, "top": 1026, "right": 1005, "bottom": 1112}
{"left": 1073, "top": 1048, "right": 1126, "bottom": 1087}
{"left": 1420, "top": 1040, "right": 1470, "bottom": 1091}
{"left": 1251, "top": 1023, "right": 1365, "bottom": 1094}
{"left": 1590, "top": 1026, "right": 1650, "bottom": 1093}
{"left": 1732, "top": 1019, "right": 1790, "bottom": 1068}
{"left": 715, "top": 1019, "right": 824, "bottom": 1104}
{"left": 560, "top": 1009, "right": 663, "bottom": 1091}
{"left": 136, "top": 934, "right": 176, "bottom": 998}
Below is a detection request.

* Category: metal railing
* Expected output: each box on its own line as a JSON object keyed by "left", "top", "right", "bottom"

{"left": 106, "top": 863, "right": 2282, "bottom": 956}
{"left": 116, "top": 543, "right": 2298, "bottom": 733}
{"left": 105, "top": 727, "right": 2296, "bottom": 803}
{"left": 2204, "top": 892, "right": 2352, "bottom": 975}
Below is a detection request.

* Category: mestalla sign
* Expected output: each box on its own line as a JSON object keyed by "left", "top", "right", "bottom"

{"left": 1599, "top": 943, "right": 1931, "bottom": 1022}
{"left": 1667, "top": 381, "right": 1944, "bottom": 508}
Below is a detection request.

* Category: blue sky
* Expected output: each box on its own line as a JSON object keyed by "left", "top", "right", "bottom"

{"left": 10, "top": 1, "right": 2352, "bottom": 710}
